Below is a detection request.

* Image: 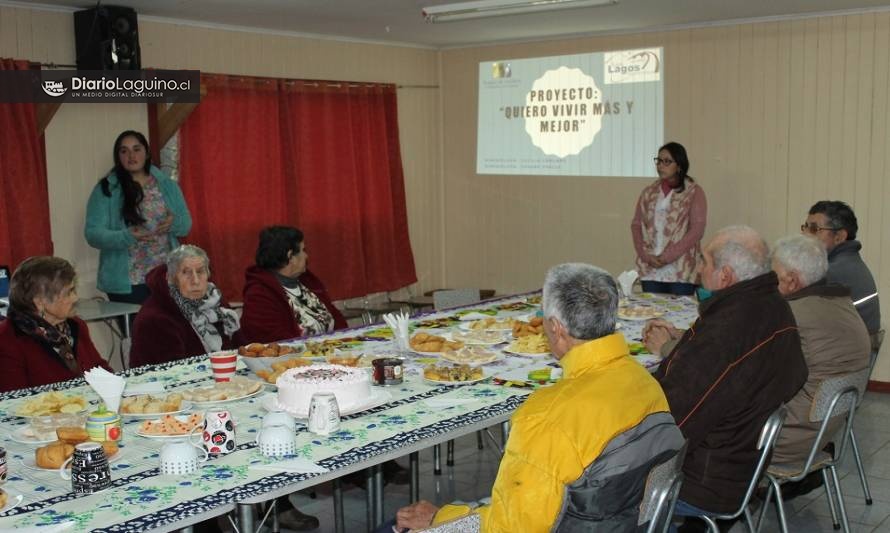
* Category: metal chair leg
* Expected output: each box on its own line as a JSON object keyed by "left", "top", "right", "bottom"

{"left": 477, "top": 430, "right": 484, "bottom": 449}
{"left": 850, "top": 429, "right": 873, "bottom": 504}
{"left": 769, "top": 477, "right": 790, "bottom": 533}
{"left": 829, "top": 466, "right": 851, "bottom": 533}
{"left": 755, "top": 480, "right": 775, "bottom": 532}
{"left": 373, "top": 465, "right": 384, "bottom": 528}
{"left": 822, "top": 469, "right": 840, "bottom": 530}
{"left": 409, "top": 452, "right": 420, "bottom": 503}
{"left": 433, "top": 444, "right": 442, "bottom": 475}
{"left": 446, "top": 440, "right": 455, "bottom": 466}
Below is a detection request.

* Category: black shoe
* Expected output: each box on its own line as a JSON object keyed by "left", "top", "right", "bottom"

{"left": 780, "top": 472, "right": 824, "bottom": 501}
{"left": 383, "top": 460, "right": 410, "bottom": 485}
{"left": 278, "top": 508, "right": 320, "bottom": 531}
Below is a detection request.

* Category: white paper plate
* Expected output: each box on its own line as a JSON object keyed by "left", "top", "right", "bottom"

{"left": 9, "top": 426, "right": 59, "bottom": 445}
{"left": 21, "top": 450, "right": 123, "bottom": 471}
{"left": 502, "top": 347, "right": 552, "bottom": 358}
{"left": 438, "top": 350, "right": 503, "bottom": 367}
{"left": 135, "top": 415, "right": 203, "bottom": 439}
{"left": 447, "top": 331, "right": 509, "bottom": 346}
{"left": 423, "top": 370, "right": 491, "bottom": 387}
{"left": 259, "top": 389, "right": 392, "bottom": 419}
{"left": 0, "top": 489, "right": 23, "bottom": 515}
{"left": 120, "top": 401, "right": 194, "bottom": 420}
{"left": 182, "top": 385, "right": 265, "bottom": 406}
{"left": 11, "top": 404, "right": 90, "bottom": 419}
{"left": 617, "top": 307, "right": 665, "bottom": 321}
{"left": 458, "top": 320, "right": 513, "bottom": 332}
{"left": 493, "top": 366, "right": 563, "bottom": 384}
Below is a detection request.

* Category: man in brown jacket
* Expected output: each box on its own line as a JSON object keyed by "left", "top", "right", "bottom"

{"left": 769, "top": 234, "right": 870, "bottom": 501}
{"left": 651, "top": 225, "right": 809, "bottom": 518}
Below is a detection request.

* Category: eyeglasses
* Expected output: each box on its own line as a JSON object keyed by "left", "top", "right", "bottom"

{"left": 653, "top": 157, "right": 675, "bottom": 166}
{"left": 801, "top": 222, "right": 838, "bottom": 234}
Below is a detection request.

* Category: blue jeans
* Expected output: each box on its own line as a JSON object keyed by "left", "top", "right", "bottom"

{"left": 641, "top": 280, "right": 697, "bottom": 296}
{"left": 670, "top": 499, "right": 726, "bottom": 533}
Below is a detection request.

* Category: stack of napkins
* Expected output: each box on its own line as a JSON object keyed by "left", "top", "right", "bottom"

{"left": 382, "top": 311, "right": 411, "bottom": 351}
{"left": 617, "top": 270, "right": 639, "bottom": 298}
{"left": 83, "top": 367, "right": 125, "bottom": 413}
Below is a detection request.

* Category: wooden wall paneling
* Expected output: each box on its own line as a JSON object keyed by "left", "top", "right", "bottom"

{"left": 0, "top": 7, "right": 18, "bottom": 57}
{"left": 852, "top": 14, "right": 876, "bottom": 245}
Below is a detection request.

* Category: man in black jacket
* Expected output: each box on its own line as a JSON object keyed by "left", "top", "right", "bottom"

{"left": 804, "top": 200, "right": 881, "bottom": 351}
{"left": 652, "top": 225, "right": 808, "bottom": 520}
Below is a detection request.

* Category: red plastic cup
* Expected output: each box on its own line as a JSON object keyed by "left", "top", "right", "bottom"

{"left": 209, "top": 351, "right": 238, "bottom": 382}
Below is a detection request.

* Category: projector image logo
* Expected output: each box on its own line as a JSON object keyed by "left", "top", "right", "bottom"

{"left": 42, "top": 80, "right": 67, "bottom": 97}
{"left": 604, "top": 48, "right": 661, "bottom": 84}
{"left": 492, "top": 62, "right": 512, "bottom": 79}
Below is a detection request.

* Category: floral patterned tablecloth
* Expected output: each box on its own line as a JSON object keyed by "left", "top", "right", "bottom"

{"left": 0, "top": 291, "right": 699, "bottom": 532}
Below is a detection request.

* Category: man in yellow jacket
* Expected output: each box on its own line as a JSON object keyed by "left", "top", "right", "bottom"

{"left": 393, "top": 263, "right": 684, "bottom": 532}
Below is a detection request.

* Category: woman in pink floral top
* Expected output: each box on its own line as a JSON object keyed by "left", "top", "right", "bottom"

{"left": 630, "top": 142, "right": 707, "bottom": 296}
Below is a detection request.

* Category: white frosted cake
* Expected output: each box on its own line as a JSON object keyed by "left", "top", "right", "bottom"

{"left": 275, "top": 364, "right": 372, "bottom": 416}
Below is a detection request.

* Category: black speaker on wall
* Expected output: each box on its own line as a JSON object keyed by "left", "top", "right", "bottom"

{"left": 74, "top": 6, "right": 141, "bottom": 70}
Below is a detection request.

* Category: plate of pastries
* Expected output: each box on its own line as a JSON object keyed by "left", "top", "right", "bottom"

{"left": 423, "top": 364, "right": 487, "bottom": 385}
{"left": 504, "top": 333, "right": 551, "bottom": 356}
{"left": 617, "top": 305, "right": 664, "bottom": 321}
{"left": 512, "top": 316, "right": 544, "bottom": 338}
{"left": 180, "top": 377, "right": 265, "bottom": 405}
{"left": 439, "top": 346, "right": 501, "bottom": 366}
{"left": 13, "top": 391, "right": 88, "bottom": 417}
{"left": 459, "top": 317, "right": 514, "bottom": 332}
{"left": 28, "top": 427, "right": 120, "bottom": 470}
{"left": 254, "top": 357, "right": 312, "bottom": 384}
{"left": 120, "top": 393, "right": 190, "bottom": 419}
{"left": 238, "top": 342, "right": 302, "bottom": 373}
{"left": 137, "top": 413, "right": 205, "bottom": 439}
{"left": 410, "top": 333, "right": 464, "bottom": 355}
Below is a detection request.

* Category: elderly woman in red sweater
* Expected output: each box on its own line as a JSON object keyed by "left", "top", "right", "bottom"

{"left": 0, "top": 257, "right": 111, "bottom": 392}
{"left": 129, "top": 245, "right": 243, "bottom": 367}
{"left": 241, "top": 226, "right": 346, "bottom": 343}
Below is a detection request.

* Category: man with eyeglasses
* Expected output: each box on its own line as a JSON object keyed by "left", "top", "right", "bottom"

{"left": 803, "top": 201, "right": 881, "bottom": 350}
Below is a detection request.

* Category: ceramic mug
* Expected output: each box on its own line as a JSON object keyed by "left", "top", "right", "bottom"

{"left": 261, "top": 411, "right": 296, "bottom": 430}
{"left": 254, "top": 424, "right": 297, "bottom": 457}
{"left": 159, "top": 434, "right": 208, "bottom": 475}
{"left": 307, "top": 392, "right": 340, "bottom": 436}
{"left": 60, "top": 442, "right": 111, "bottom": 494}
{"left": 202, "top": 409, "right": 236, "bottom": 455}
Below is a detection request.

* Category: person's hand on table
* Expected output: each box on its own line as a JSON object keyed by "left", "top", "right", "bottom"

{"left": 396, "top": 500, "right": 439, "bottom": 531}
{"left": 642, "top": 318, "right": 683, "bottom": 356}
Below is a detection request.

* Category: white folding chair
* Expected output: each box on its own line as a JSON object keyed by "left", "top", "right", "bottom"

{"left": 639, "top": 442, "right": 687, "bottom": 533}
{"left": 433, "top": 289, "right": 481, "bottom": 311}
{"left": 850, "top": 328, "right": 883, "bottom": 506}
{"left": 690, "top": 405, "right": 787, "bottom": 533}
{"left": 756, "top": 368, "right": 870, "bottom": 533}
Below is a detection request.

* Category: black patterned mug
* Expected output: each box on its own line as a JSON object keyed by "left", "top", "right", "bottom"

{"left": 60, "top": 442, "right": 111, "bottom": 494}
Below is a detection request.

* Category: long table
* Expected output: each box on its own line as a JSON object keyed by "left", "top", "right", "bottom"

{"left": 0, "top": 291, "right": 699, "bottom": 532}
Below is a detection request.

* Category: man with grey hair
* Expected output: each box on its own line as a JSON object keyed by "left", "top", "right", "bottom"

{"left": 391, "top": 263, "right": 683, "bottom": 532}
{"left": 647, "top": 226, "right": 808, "bottom": 523}
{"left": 769, "top": 234, "right": 870, "bottom": 498}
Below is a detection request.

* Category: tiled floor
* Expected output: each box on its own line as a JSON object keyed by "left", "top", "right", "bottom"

{"left": 262, "top": 392, "right": 890, "bottom": 532}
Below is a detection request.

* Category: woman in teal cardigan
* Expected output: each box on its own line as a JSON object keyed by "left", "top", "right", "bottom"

{"left": 85, "top": 130, "right": 192, "bottom": 304}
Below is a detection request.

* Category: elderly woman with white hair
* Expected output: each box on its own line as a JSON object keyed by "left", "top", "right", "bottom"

{"left": 129, "top": 245, "right": 243, "bottom": 367}
{"left": 770, "top": 234, "right": 871, "bottom": 465}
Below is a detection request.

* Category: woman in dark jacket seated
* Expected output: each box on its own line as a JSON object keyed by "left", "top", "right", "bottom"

{"left": 241, "top": 226, "right": 346, "bottom": 342}
{"left": 130, "top": 245, "right": 243, "bottom": 367}
{"left": 0, "top": 257, "right": 111, "bottom": 392}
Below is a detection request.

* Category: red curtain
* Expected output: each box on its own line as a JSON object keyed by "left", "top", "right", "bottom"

{"left": 279, "top": 82, "right": 416, "bottom": 299}
{"left": 178, "top": 75, "right": 292, "bottom": 298}
{"left": 0, "top": 59, "right": 53, "bottom": 269}
{"left": 178, "top": 75, "right": 416, "bottom": 301}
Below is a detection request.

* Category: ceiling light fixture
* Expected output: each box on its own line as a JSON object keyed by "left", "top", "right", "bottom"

{"left": 423, "top": 0, "right": 619, "bottom": 23}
